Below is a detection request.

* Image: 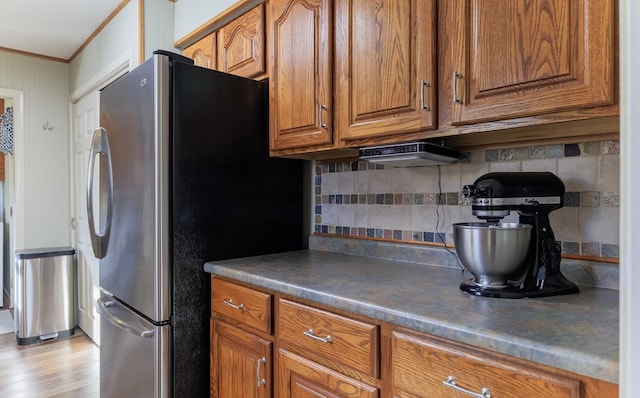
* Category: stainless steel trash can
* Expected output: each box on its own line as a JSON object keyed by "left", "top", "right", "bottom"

{"left": 14, "top": 247, "right": 76, "bottom": 345}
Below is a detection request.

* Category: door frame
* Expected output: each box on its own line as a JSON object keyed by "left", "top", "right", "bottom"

{"left": 0, "top": 88, "right": 24, "bottom": 309}
{"left": 68, "top": 52, "right": 131, "bottom": 341}
{"left": 68, "top": 51, "right": 132, "bottom": 252}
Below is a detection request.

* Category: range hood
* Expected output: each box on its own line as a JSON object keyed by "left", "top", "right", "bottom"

{"left": 359, "top": 142, "right": 460, "bottom": 167}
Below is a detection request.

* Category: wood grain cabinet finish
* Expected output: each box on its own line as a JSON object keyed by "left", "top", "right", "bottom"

{"left": 210, "top": 320, "right": 272, "bottom": 398}
{"left": 217, "top": 4, "right": 266, "bottom": 79}
{"left": 278, "top": 349, "right": 379, "bottom": 398}
{"left": 335, "top": 0, "right": 437, "bottom": 144}
{"left": 261, "top": 0, "right": 617, "bottom": 157}
{"left": 392, "top": 330, "right": 586, "bottom": 398}
{"left": 183, "top": 33, "right": 216, "bottom": 69}
{"left": 450, "top": 0, "right": 615, "bottom": 125}
{"left": 278, "top": 298, "right": 380, "bottom": 378}
{"left": 210, "top": 278, "right": 617, "bottom": 398}
{"left": 211, "top": 277, "right": 272, "bottom": 335}
{"left": 268, "top": 0, "right": 334, "bottom": 152}
{"left": 210, "top": 279, "right": 274, "bottom": 398}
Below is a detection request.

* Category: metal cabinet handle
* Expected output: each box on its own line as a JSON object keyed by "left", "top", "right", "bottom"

{"left": 303, "top": 329, "right": 332, "bottom": 343}
{"left": 223, "top": 299, "right": 244, "bottom": 310}
{"left": 256, "top": 357, "right": 266, "bottom": 387}
{"left": 319, "top": 104, "right": 328, "bottom": 128}
{"left": 421, "top": 80, "right": 430, "bottom": 110}
{"left": 443, "top": 376, "right": 491, "bottom": 398}
{"left": 453, "top": 72, "right": 463, "bottom": 104}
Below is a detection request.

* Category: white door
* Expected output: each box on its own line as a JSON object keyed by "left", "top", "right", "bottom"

{"left": 71, "top": 91, "right": 100, "bottom": 344}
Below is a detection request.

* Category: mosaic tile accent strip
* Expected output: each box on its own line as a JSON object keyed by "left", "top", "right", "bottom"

{"left": 314, "top": 141, "right": 620, "bottom": 260}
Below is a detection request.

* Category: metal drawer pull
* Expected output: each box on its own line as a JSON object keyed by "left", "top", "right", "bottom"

{"left": 256, "top": 357, "right": 266, "bottom": 387}
{"left": 443, "top": 376, "right": 491, "bottom": 398}
{"left": 453, "top": 71, "right": 463, "bottom": 104}
{"left": 421, "top": 80, "right": 430, "bottom": 110}
{"left": 223, "top": 299, "right": 244, "bottom": 310}
{"left": 303, "top": 329, "right": 333, "bottom": 343}
{"left": 319, "top": 104, "right": 328, "bottom": 128}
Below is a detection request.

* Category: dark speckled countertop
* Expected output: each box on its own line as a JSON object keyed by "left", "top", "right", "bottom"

{"left": 204, "top": 245, "right": 618, "bottom": 384}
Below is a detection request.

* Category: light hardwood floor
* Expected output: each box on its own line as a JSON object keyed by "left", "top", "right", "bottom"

{"left": 0, "top": 319, "right": 99, "bottom": 398}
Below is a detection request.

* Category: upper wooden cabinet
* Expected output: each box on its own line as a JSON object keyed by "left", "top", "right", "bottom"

{"left": 449, "top": 0, "right": 615, "bottom": 126}
{"left": 184, "top": 0, "right": 618, "bottom": 157}
{"left": 265, "top": 0, "right": 617, "bottom": 156}
{"left": 335, "top": 0, "right": 437, "bottom": 144}
{"left": 217, "top": 4, "right": 267, "bottom": 79}
{"left": 268, "top": 0, "right": 438, "bottom": 155}
{"left": 268, "top": 0, "right": 334, "bottom": 153}
{"left": 183, "top": 33, "right": 216, "bottom": 69}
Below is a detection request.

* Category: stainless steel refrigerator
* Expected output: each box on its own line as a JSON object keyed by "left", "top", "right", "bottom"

{"left": 87, "top": 51, "right": 304, "bottom": 398}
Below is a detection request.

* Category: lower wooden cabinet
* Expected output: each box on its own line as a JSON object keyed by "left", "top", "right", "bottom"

{"left": 278, "top": 349, "right": 378, "bottom": 398}
{"left": 391, "top": 329, "right": 617, "bottom": 398}
{"left": 278, "top": 298, "right": 379, "bottom": 378}
{"left": 210, "top": 277, "right": 617, "bottom": 398}
{"left": 211, "top": 277, "right": 272, "bottom": 335}
{"left": 210, "top": 319, "right": 273, "bottom": 398}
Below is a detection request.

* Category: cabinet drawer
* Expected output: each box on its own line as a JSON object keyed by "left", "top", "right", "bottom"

{"left": 278, "top": 349, "right": 378, "bottom": 398}
{"left": 278, "top": 299, "right": 379, "bottom": 378}
{"left": 211, "top": 277, "right": 272, "bottom": 335}
{"left": 392, "top": 331, "right": 581, "bottom": 398}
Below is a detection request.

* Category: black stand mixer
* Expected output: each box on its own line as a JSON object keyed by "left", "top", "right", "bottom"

{"left": 455, "top": 172, "right": 580, "bottom": 298}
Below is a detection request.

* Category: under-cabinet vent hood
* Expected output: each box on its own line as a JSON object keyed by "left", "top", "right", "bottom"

{"left": 359, "top": 142, "right": 460, "bottom": 167}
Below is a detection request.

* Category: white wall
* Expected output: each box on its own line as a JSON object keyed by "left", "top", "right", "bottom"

{"left": 619, "top": 0, "right": 639, "bottom": 395}
{"left": 143, "top": 0, "right": 177, "bottom": 60}
{"left": 173, "top": 0, "right": 236, "bottom": 42}
{"left": 70, "top": 0, "right": 180, "bottom": 96}
{"left": 69, "top": 1, "right": 139, "bottom": 94}
{"left": 0, "top": 52, "right": 71, "bottom": 249}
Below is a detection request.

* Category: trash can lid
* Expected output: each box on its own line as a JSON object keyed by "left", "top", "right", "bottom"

{"left": 15, "top": 246, "right": 76, "bottom": 259}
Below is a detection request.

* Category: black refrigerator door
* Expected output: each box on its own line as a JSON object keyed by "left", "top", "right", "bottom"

{"left": 169, "top": 63, "right": 304, "bottom": 398}
{"left": 172, "top": 63, "right": 304, "bottom": 260}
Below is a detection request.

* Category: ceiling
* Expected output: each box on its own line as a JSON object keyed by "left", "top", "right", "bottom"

{"left": 0, "top": 0, "right": 124, "bottom": 61}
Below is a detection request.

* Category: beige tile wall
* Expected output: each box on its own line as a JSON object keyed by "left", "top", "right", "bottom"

{"left": 314, "top": 140, "right": 620, "bottom": 259}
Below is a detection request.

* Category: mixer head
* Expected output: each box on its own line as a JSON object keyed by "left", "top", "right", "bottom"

{"left": 462, "top": 172, "right": 565, "bottom": 221}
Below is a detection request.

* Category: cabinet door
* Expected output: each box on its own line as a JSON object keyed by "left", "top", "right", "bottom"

{"left": 335, "top": 0, "right": 437, "bottom": 142}
{"left": 268, "top": 0, "right": 333, "bottom": 151}
{"left": 278, "top": 349, "right": 379, "bottom": 398}
{"left": 183, "top": 33, "right": 216, "bottom": 69}
{"left": 217, "top": 4, "right": 266, "bottom": 79}
{"left": 211, "top": 320, "right": 272, "bottom": 398}
{"left": 451, "top": 0, "right": 615, "bottom": 125}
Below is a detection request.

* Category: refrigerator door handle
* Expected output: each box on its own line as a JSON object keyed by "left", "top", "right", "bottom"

{"left": 87, "top": 127, "right": 114, "bottom": 259}
{"left": 97, "top": 297, "right": 155, "bottom": 339}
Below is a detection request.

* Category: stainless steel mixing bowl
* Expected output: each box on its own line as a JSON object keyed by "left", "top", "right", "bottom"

{"left": 453, "top": 222, "right": 533, "bottom": 288}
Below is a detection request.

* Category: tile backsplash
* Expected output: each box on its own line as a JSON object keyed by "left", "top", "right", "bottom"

{"left": 314, "top": 140, "right": 620, "bottom": 260}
